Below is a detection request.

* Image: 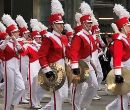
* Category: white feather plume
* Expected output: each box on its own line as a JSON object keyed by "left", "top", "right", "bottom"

{"left": 51, "top": 0, "right": 64, "bottom": 16}
{"left": 30, "top": 19, "right": 39, "bottom": 29}
{"left": 75, "top": 12, "right": 82, "bottom": 24}
{"left": 2, "top": 14, "right": 17, "bottom": 27}
{"left": 38, "top": 22, "right": 48, "bottom": 31}
{"left": 111, "top": 23, "right": 120, "bottom": 33}
{"left": 64, "top": 24, "right": 74, "bottom": 33}
{"left": 91, "top": 15, "right": 99, "bottom": 26}
{"left": 113, "top": 4, "right": 130, "bottom": 18}
{"left": 32, "top": 25, "right": 41, "bottom": 32}
{"left": 80, "top": 1, "right": 92, "bottom": 15}
{"left": 0, "top": 21, "right": 6, "bottom": 32}
{"left": 16, "top": 15, "right": 28, "bottom": 28}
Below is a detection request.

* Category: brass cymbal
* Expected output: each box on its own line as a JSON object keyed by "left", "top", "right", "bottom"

{"left": 38, "top": 63, "right": 66, "bottom": 92}
{"left": 106, "top": 68, "right": 130, "bottom": 95}
{"left": 66, "top": 60, "right": 89, "bottom": 86}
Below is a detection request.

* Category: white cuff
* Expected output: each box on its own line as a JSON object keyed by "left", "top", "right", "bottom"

{"left": 42, "top": 66, "right": 52, "bottom": 73}
{"left": 71, "top": 63, "right": 79, "bottom": 69}
{"left": 114, "top": 68, "right": 122, "bottom": 75}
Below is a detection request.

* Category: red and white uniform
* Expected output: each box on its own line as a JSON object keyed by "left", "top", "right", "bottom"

{"left": 107, "top": 33, "right": 130, "bottom": 110}
{"left": 0, "top": 38, "right": 25, "bottom": 110}
{"left": 70, "top": 29, "right": 98, "bottom": 110}
{"left": 0, "top": 40, "right": 5, "bottom": 82}
{"left": 16, "top": 37, "right": 30, "bottom": 103}
{"left": 109, "top": 33, "right": 130, "bottom": 73}
{"left": 38, "top": 31, "right": 68, "bottom": 110}
{"left": 92, "top": 34, "right": 104, "bottom": 90}
{"left": 24, "top": 40, "right": 41, "bottom": 107}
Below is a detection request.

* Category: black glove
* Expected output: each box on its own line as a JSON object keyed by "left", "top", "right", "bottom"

{"left": 115, "top": 75, "right": 124, "bottom": 84}
{"left": 72, "top": 68, "right": 80, "bottom": 75}
{"left": 45, "top": 71, "right": 55, "bottom": 79}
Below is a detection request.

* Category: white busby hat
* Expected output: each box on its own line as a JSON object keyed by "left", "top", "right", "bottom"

{"left": 30, "top": 19, "right": 41, "bottom": 38}
{"left": 16, "top": 15, "right": 30, "bottom": 36}
{"left": 91, "top": 15, "right": 100, "bottom": 34}
{"left": 113, "top": 4, "right": 130, "bottom": 30}
{"left": 64, "top": 23, "right": 74, "bottom": 37}
{"left": 48, "top": 0, "right": 64, "bottom": 24}
{"left": 0, "top": 21, "right": 6, "bottom": 32}
{"left": 2, "top": 14, "right": 19, "bottom": 35}
{"left": 38, "top": 22, "right": 48, "bottom": 36}
{"left": 80, "top": 1, "right": 93, "bottom": 24}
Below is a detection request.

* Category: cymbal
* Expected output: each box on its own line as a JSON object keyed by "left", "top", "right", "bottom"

{"left": 38, "top": 63, "right": 66, "bottom": 92}
{"left": 106, "top": 68, "right": 130, "bottom": 95}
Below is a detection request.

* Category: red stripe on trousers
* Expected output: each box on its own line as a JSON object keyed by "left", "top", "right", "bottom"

{"left": 121, "top": 95, "right": 123, "bottom": 110}
{"left": 28, "top": 63, "right": 32, "bottom": 106}
{"left": 53, "top": 91, "right": 56, "bottom": 110}
{"left": 73, "top": 84, "right": 77, "bottom": 110}
{"left": 19, "top": 55, "right": 22, "bottom": 102}
{"left": 4, "top": 61, "right": 7, "bottom": 110}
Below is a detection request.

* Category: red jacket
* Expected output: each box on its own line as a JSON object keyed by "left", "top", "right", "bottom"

{"left": 0, "top": 50, "right": 5, "bottom": 60}
{"left": 109, "top": 33, "right": 130, "bottom": 69}
{"left": 0, "top": 32, "right": 8, "bottom": 40}
{"left": 1, "top": 41, "right": 24, "bottom": 61}
{"left": 70, "top": 30, "right": 94, "bottom": 69}
{"left": 27, "top": 45, "right": 39, "bottom": 63}
{"left": 38, "top": 32, "right": 65, "bottom": 68}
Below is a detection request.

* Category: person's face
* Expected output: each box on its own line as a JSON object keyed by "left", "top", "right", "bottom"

{"left": 82, "top": 21, "right": 92, "bottom": 31}
{"left": 34, "top": 37, "right": 42, "bottom": 44}
{"left": 52, "top": 23, "right": 64, "bottom": 33}
{"left": 123, "top": 24, "right": 130, "bottom": 34}
{"left": 106, "top": 37, "right": 112, "bottom": 45}
{"left": 68, "top": 36, "right": 73, "bottom": 42}
{"left": 11, "top": 30, "right": 19, "bottom": 38}
{"left": 95, "top": 30, "right": 100, "bottom": 37}
{"left": 23, "top": 32, "right": 31, "bottom": 40}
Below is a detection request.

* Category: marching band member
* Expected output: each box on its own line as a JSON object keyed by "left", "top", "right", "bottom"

{"left": 0, "top": 22, "right": 7, "bottom": 88}
{"left": 38, "top": 0, "right": 69, "bottom": 110}
{"left": 16, "top": 15, "right": 30, "bottom": 104}
{"left": 69, "top": 2, "right": 98, "bottom": 110}
{"left": 1, "top": 14, "right": 25, "bottom": 110}
{"left": 26, "top": 19, "right": 42, "bottom": 109}
{"left": 106, "top": 4, "right": 130, "bottom": 110}
{"left": 64, "top": 23, "right": 74, "bottom": 43}
{"left": 91, "top": 15, "right": 104, "bottom": 100}
{"left": 74, "top": 12, "right": 83, "bottom": 34}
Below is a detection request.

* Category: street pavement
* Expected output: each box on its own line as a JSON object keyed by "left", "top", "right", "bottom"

{"left": 0, "top": 85, "right": 130, "bottom": 110}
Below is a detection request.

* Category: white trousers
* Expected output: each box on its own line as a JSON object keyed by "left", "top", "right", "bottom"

{"left": 4, "top": 58, "right": 25, "bottom": 110}
{"left": 39, "top": 59, "right": 68, "bottom": 110}
{"left": 0, "top": 61, "right": 4, "bottom": 82}
{"left": 0, "top": 61, "right": 4, "bottom": 90}
{"left": 28, "top": 60, "right": 41, "bottom": 107}
{"left": 106, "top": 58, "right": 130, "bottom": 110}
{"left": 72, "top": 60, "right": 98, "bottom": 110}
{"left": 92, "top": 50, "right": 103, "bottom": 88}
{"left": 106, "top": 95, "right": 128, "bottom": 110}
{"left": 20, "top": 56, "right": 29, "bottom": 101}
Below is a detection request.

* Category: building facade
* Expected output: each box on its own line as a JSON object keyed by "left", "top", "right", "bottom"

{"left": 0, "top": 0, "right": 129, "bottom": 33}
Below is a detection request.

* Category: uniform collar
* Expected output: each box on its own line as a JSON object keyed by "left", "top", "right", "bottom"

{"left": 82, "top": 29, "right": 91, "bottom": 35}
{"left": 52, "top": 30, "right": 61, "bottom": 37}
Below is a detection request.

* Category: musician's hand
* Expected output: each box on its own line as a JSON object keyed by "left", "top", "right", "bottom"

{"left": 5, "top": 35, "right": 10, "bottom": 40}
{"left": 115, "top": 75, "right": 124, "bottom": 84}
{"left": 45, "top": 71, "right": 55, "bottom": 80}
{"left": 11, "top": 35, "right": 17, "bottom": 42}
{"left": 72, "top": 68, "right": 80, "bottom": 75}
